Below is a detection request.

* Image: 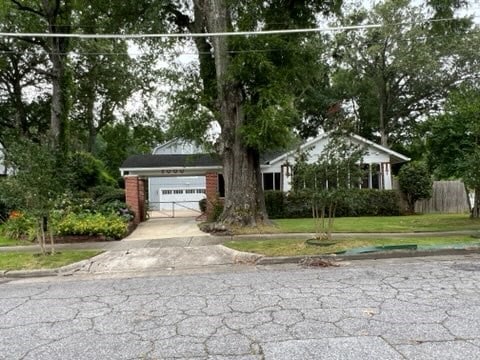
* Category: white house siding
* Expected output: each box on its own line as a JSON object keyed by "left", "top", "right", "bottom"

{"left": 148, "top": 176, "right": 206, "bottom": 211}
{"left": 263, "top": 135, "right": 397, "bottom": 192}
{"left": 152, "top": 140, "right": 204, "bottom": 155}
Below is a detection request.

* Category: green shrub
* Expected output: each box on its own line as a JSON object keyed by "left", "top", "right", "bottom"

{"left": 89, "top": 185, "right": 125, "bottom": 204}
{"left": 265, "top": 191, "right": 285, "bottom": 218}
{"left": 0, "top": 199, "right": 12, "bottom": 223}
{"left": 66, "top": 152, "right": 116, "bottom": 192}
{"left": 97, "top": 200, "right": 134, "bottom": 221}
{"left": 208, "top": 201, "right": 224, "bottom": 222}
{"left": 199, "top": 198, "right": 207, "bottom": 213}
{"left": 55, "top": 213, "right": 127, "bottom": 239}
{"left": 266, "top": 189, "right": 401, "bottom": 219}
{"left": 0, "top": 213, "right": 36, "bottom": 240}
{"left": 398, "top": 162, "right": 433, "bottom": 213}
{"left": 56, "top": 196, "right": 96, "bottom": 215}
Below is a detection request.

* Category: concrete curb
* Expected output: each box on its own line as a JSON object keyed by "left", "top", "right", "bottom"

{"left": 255, "top": 247, "right": 480, "bottom": 265}
{"left": 219, "top": 246, "right": 263, "bottom": 264}
{"left": 1, "top": 255, "right": 98, "bottom": 279}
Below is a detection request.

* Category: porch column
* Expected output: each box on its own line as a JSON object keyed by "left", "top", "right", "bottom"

{"left": 368, "top": 164, "right": 372, "bottom": 189}
{"left": 281, "top": 164, "right": 292, "bottom": 192}
{"left": 125, "top": 175, "right": 146, "bottom": 225}
{"left": 383, "top": 163, "right": 392, "bottom": 190}
{"left": 205, "top": 172, "right": 219, "bottom": 217}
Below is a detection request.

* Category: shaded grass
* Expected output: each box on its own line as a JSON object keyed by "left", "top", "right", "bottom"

{"left": 0, "top": 236, "right": 19, "bottom": 247}
{"left": 0, "top": 250, "right": 102, "bottom": 271}
{"left": 0, "top": 236, "right": 33, "bottom": 247}
{"left": 274, "top": 214, "right": 480, "bottom": 233}
{"left": 224, "top": 236, "right": 480, "bottom": 257}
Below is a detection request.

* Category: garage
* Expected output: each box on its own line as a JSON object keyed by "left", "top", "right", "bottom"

{"left": 148, "top": 176, "right": 206, "bottom": 211}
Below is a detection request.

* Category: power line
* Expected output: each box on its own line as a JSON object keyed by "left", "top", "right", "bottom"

{"left": 0, "top": 17, "right": 466, "bottom": 39}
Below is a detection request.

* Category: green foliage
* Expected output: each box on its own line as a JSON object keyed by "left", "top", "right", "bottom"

{"left": 208, "top": 202, "right": 224, "bottom": 223}
{"left": 66, "top": 152, "right": 115, "bottom": 192}
{"left": 426, "top": 84, "right": 480, "bottom": 216}
{"left": 0, "top": 213, "right": 36, "bottom": 241}
{"left": 55, "top": 213, "right": 127, "bottom": 240}
{"left": 265, "top": 191, "right": 286, "bottom": 218}
{"left": 266, "top": 189, "right": 401, "bottom": 219}
{"left": 398, "top": 162, "right": 433, "bottom": 213}
{"left": 199, "top": 198, "right": 207, "bottom": 214}
{"left": 332, "top": 0, "right": 476, "bottom": 146}
{"left": 427, "top": 85, "right": 480, "bottom": 187}
{"left": 89, "top": 185, "right": 125, "bottom": 204}
{"left": 291, "top": 134, "right": 366, "bottom": 239}
{"left": 0, "top": 197, "right": 12, "bottom": 223}
{"left": 97, "top": 122, "right": 164, "bottom": 178}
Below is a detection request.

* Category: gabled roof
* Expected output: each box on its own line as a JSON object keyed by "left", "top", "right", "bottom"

{"left": 266, "top": 132, "right": 410, "bottom": 165}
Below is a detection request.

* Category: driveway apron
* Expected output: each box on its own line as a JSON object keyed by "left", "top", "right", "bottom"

{"left": 77, "top": 217, "right": 244, "bottom": 275}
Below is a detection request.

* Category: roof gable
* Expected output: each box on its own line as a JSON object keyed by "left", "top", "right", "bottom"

{"left": 152, "top": 139, "right": 204, "bottom": 155}
{"left": 266, "top": 132, "right": 410, "bottom": 165}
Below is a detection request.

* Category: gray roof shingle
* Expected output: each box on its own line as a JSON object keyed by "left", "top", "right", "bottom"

{"left": 121, "top": 154, "right": 221, "bottom": 169}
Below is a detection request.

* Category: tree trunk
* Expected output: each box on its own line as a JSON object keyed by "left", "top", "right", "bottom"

{"left": 379, "top": 102, "right": 388, "bottom": 147}
{"left": 44, "top": 1, "right": 71, "bottom": 151}
{"left": 50, "top": 56, "right": 64, "bottom": 144}
{"left": 472, "top": 187, "right": 480, "bottom": 218}
{"left": 85, "top": 88, "right": 96, "bottom": 153}
{"left": 12, "top": 76, "right": 29, "bottom": 136}
{"left": 201, "top": 0, "right": 269, "bottom": 227}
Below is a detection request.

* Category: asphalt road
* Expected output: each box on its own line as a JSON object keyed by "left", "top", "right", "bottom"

{"left": 1, "top": 255, "right": 480, "bottom": 359}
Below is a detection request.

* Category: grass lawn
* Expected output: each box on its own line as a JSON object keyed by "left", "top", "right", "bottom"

{"left": 225, "top": 236, "right": 480, "bottom": 257}
{"left": 0, "top": 236, "right": 34, "bottom": 247}
{"left": 0, "top": 250, "right": 102, "bottom": 271}
{"left": 274, "top": 213, "right": 480, "bottom": 233}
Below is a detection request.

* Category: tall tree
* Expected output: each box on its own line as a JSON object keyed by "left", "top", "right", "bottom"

{"left": 0, "top": 4, "right": 50, "bottom": 146}
{"left": 426, "top": 84, "right": 480, "bottom": 217}
{"left": 164, "top": 0, "right": 341, "bottom": 228}
{"left": 6, "top": 0, "right": 73, "bottom": 151}
{"left": 331, "top": 0, "right": 477, "bottom": 148}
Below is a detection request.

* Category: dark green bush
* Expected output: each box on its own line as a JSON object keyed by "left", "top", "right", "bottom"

{"left": 0, "top": 198, "right": 12, "bottom": 223}
{"left": 93, "top": 187, "right": 125, "bottom": 205}
{"left": 266, "top": 189, "right": 401, "bottom": 218}
{"left": 199, "top": 198, "right": 207, "bottom": 213}
{"left": 208, "top": 201, "right": 224, "bottom": 222}
{"left": 66, "top": 152, "right": 116, "bottom": 192}
{"left": 265, "top": 191, "right": 285, "bottom": 218}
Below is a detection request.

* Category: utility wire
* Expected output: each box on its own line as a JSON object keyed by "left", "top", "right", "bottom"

{"left": 0, "top": 17, "right": 467, "bottom": 39}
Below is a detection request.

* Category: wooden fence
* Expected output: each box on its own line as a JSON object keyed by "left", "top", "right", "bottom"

{"left": 412, "top": 180, "right": 470, "bottom": 214}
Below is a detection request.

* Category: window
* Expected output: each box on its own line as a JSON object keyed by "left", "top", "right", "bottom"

{"left": 196, "top": 189, "right": 205, "bottom": 194}
{"left": 263, "top": 172, "right": 281, "bottom": 191}
{"left": 162, "top": 190, "right": 172, "bottom": 195}
{"left": 173, "top": 189, "right": 183, "bottom": 194}
{"left": 185, "top": 189, "right": 196, "bottom": 194}
{"left": 218, "top": 174, "right": 225, "bottom": 197}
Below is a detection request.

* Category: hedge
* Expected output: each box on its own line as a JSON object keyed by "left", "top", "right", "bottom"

{"left": 265, "top": 189, "right": 401, "bottom": 219}
{"left": 55, "top": 213, "right": 128, "bottom": 239}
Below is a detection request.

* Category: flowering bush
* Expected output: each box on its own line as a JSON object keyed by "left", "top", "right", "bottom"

{"left": 1, "top": 212, "right": 36, "bottom": 240}
{"left": 55, "top": 213, "right": 127, "bottom": 239}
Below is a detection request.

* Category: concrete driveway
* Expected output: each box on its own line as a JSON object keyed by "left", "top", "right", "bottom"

{"left": 124, "top": 217, "right": 207, "bottom": 241}
{"left": 74, "top": 217, "right": 258, "bottom": 275}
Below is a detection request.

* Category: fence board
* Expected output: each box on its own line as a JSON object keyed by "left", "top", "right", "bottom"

{"left": 414, "top": 180, "right": 469, "bottom": 213}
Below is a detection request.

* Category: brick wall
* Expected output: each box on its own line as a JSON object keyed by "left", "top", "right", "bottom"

{"left": 205, "top": 172, "right": 219, "bottom": 216}
{"left": 125, "top": 175, "right": 146, "bottom": 224}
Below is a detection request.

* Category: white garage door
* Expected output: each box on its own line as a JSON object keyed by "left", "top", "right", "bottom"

{"left": 149, "top": 176, "right": 206, "bottom": 211}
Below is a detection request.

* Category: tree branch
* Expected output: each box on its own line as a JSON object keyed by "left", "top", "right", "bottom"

{"left": 10, "top": 0, "right": 45, "bottom": 17}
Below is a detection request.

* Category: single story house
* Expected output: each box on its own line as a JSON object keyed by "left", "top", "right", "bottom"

{"left": 120, "top": 133, "right": 410, "bottom": 220}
